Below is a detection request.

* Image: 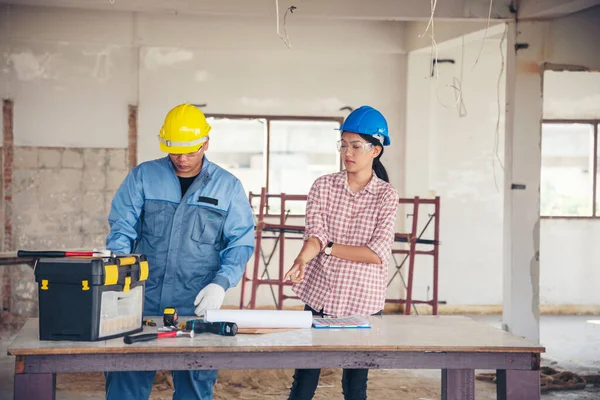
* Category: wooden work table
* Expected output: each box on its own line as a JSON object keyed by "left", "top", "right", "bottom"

{"left": 8, "top": 315, "right": 544, "bottom": 399}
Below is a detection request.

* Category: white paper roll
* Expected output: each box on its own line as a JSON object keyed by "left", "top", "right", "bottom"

{"left": 204, "top": 309, "right": 313, "bottom": 329}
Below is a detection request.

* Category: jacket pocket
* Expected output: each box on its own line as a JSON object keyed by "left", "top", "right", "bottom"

{"left": 191, "top": 206, "right": 226, "bottom": 245}
{"left": 141, "top": 200, "right": 168, "bottom": 237}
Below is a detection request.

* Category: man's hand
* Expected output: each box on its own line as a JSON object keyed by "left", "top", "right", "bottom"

{"left": 283, "top": 257, "right": 306, "bottom": 284}
{"left": 193, "top": 283, "right": 226, "bottom": 316}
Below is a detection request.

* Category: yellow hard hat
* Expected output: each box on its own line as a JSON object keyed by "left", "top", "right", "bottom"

{"left": 158, "top": 104, "right": 212, "bottom": 154}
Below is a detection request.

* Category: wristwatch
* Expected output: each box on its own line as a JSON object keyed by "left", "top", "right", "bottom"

{"left": 324, "top": 242, "right": 334, "bottom": 256}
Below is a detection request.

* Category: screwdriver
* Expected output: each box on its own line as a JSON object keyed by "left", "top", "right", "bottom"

{"left": 184, "top": 320, "right": 238, "bottom": 336}
{"left": 124, "top": 330, "right": 194, "bottom": 344}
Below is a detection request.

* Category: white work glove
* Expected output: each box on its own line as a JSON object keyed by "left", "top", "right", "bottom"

{"left": 193, "top": 283, "right": 226, "bottom": 316}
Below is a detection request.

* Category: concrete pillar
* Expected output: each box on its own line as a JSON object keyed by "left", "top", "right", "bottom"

{"left": 502, "top": 21, "right": 546, "bottom": 343}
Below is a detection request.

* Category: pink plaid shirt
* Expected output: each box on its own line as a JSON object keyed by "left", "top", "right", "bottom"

{"left": 292, "top": 171, "right": 399, "bottom": 317}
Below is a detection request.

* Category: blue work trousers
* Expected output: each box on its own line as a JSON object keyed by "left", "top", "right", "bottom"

{"left": 105, "top": 370, "right": 217, "bottom": 399}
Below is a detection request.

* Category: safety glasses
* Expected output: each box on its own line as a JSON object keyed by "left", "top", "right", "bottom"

{"left": 336, "top": 140, "right": 374, "bottom": 155}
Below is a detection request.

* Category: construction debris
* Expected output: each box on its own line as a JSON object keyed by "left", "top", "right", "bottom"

{"left": 476, "top": 366, "right": 597, "bottom": 392}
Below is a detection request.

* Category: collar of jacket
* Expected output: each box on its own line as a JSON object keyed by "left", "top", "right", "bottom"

{"left": 164, "top": 155, "right": 212, "bottom": 176}
{"left": 164, "top": 155, "right": 213, "bottom": 192}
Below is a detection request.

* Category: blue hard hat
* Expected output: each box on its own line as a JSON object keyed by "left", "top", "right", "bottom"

{"left": 339, "top": 105, "right": 390, "bottom": 146}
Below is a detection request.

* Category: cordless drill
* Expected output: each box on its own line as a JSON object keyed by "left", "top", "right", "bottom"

{"left": 183, "top": 320, "right": 238, "bottom": 336}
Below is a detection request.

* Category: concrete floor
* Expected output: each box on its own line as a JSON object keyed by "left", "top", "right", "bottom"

{"left": 0, "top": 315, "right": 598, "bottom": 399}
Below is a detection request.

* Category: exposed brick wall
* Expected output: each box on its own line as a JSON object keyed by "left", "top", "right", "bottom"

{"left": 3, "top": 99, "right": 13, "bottom": 251}
{"left": 2, "top": 99, "right": 13, "bottom": 320}
{"left": 6, "top": 146, "right": 130, "bottom": 317}
{"left": 13, "top": 147, "right": 129, "bottom": 250}
{"left": 0, "top": 102, "right": 137, "bottom": 317}
{"left": 128, "top": 104, "right": 138, "bottom": 169}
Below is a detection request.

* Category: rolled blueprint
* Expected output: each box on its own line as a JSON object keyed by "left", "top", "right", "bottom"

{"left": 204, "top": 309, "right": 313, "bottom": 329}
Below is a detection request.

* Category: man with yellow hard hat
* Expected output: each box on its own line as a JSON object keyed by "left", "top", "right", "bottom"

{"left": 104, "top": 104, "right": 255, "bottom": 399}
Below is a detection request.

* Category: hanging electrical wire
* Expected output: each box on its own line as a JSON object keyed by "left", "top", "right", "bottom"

{"left": 420, "top": 0, "right": 495, "bottom": 112}
{"left": 472, "top": 0, "right": 494, "bottom": 72}
{"left": 453, "top": 34, "right": 468, "bottom": 117}
{"left": 275, "top": 0, "right": 297, "bottom": 49}
{"left": 420, "top": 0, "right": 464, "bottom": 110}
{"left": 492, "top": 23, "right": 508, "bottom": 193}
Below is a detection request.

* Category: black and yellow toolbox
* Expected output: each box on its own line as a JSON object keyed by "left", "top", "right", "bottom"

{"left": 33, "top": 254, "right": 149, "bottom": 341}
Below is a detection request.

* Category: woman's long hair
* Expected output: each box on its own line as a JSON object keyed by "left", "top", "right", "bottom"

{"left": 359, "top": 134, "right": 389, "bottom": 183}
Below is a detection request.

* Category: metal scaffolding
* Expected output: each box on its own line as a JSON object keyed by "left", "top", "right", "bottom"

{"left": 385, "top": 197, "right": 441, "bottom": 315}
{"left": 239, "top": 188, "right": 306, "bottom": 310}
{"left": 240, "top": 188, "right": 441, "bottom": 314}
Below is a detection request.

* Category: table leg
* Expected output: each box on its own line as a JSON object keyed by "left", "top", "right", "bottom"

{"left": 441, "top": 369, "right": 475, "bottom": 400}
{"left": 496, "top": 370, "right": 540, "bottom": 400}
{"left": 14, "top": 373, "right": 56, "bottom": 400}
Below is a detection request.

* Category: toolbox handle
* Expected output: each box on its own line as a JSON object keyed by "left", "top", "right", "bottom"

{"left": 18, "top": 250, "right": 67, "bottom": 258}
{"left": 124, "top": 333, "right": 159, "bottom": 344}
{"left": 124, "top": 331, "right": 179, "bottom": 344}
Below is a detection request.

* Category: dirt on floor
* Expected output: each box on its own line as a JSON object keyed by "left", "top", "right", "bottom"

{"left": 57, "top": 369, "right": 499, "bottom": 399}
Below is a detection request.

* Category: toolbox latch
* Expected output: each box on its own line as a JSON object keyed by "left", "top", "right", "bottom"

{"left": 82, "top": 280, "right": 90, "bottom": 291}
{"left": 140, "top": 261, "right": 149, "bottom": 281}
{"left": 41, "top": 279, "right": 49, "bottom": 290}
{"left": 104, "top": 264, "right": 118, "bottom": 285}
{"left": 124, "top": 276, "right": 131, "bottom": 292}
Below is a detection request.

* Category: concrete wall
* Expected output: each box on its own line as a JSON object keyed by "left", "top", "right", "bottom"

{"left": 543, "top": 70, "right": 600, "bottom": 119}
{"left": 545, "top": 6, "right": 600, "bottom": 71}
{"left": 0, "top": 4, "right": 407, "bottom": 314}
{"left": 406, "top": 33, "right": 507, "bottom": 306}
{"left": 540, "top": 69, "right": 600, "bottom": 306}
{"left": 540, "top": 219, "right": 600, "bottom": 305}
{"left": 404, "top": 6, "right": 600, "bottom": 309}
{"left": 12, "top": 147, "right": 128, "bottom": 249}
{"left": 539, "top": 7, "right": 600, "bottom": 307}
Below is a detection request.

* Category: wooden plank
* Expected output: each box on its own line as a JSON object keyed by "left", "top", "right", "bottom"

{"left": 8, "top": 316, "right": 545, "bottom": 356}
{"left": 442, "top": 369, "right": 475, "bottom": 400}
{"left": 20, "top": 351, "right": 535, "bottom": 373}
{"left": 14, "top": 373, "right": 55, "bottom": 400}
{"left": 496, "top": 370, "right": 541, "bottom": 400}
{"left": 0, "top": 252, "right": 35, "bottom": 266}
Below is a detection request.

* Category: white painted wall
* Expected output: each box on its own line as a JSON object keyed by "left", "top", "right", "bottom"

{"left": 540, "top": 219, "right": 600, "bottom": 305}
{"left": 406, "top": 32, "right": 507, "bottom": 305}
{"left": 1, "top": 5, "right": 136, "bottom": 148}
{"left": 538, "top": 7, "right": 600, "bottom": 306}
{"left": 541, "top": 69, "right": 600, "bottom": 305}
{"left": 0, "top": 5, "right": 407, "bottom": 308}
{"left": 404, "top": 6, "right": 600, "bottom": 308}
{"left": 543, "top": 70, "right": 600, "bottom": 119}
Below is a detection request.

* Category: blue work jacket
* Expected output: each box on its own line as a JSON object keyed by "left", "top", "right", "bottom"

{"left": 106, "top": 156, "right": 255, "bottom": 316}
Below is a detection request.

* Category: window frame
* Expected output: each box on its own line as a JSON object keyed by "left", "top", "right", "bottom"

{"left": 205, "top": 113, "right": 344, "bottom": 216}
{"left": 541, "top": 119, "right": 600, "bottom": 219}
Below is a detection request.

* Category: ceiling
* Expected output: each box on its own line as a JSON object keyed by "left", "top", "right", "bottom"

{"left": 0, "top": 0, "right": 515, "bottom": 21}
{"left": 1, "top": 0, "right": 599, "bottom": 21}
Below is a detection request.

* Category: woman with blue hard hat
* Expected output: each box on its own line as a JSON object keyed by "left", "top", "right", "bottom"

{"left": 283, "top": 106, "right": 399, "bottom": 400}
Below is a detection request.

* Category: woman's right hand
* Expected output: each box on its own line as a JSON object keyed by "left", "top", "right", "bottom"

{"left": 283, "top": 257, "right": 306, "bottom": 283}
